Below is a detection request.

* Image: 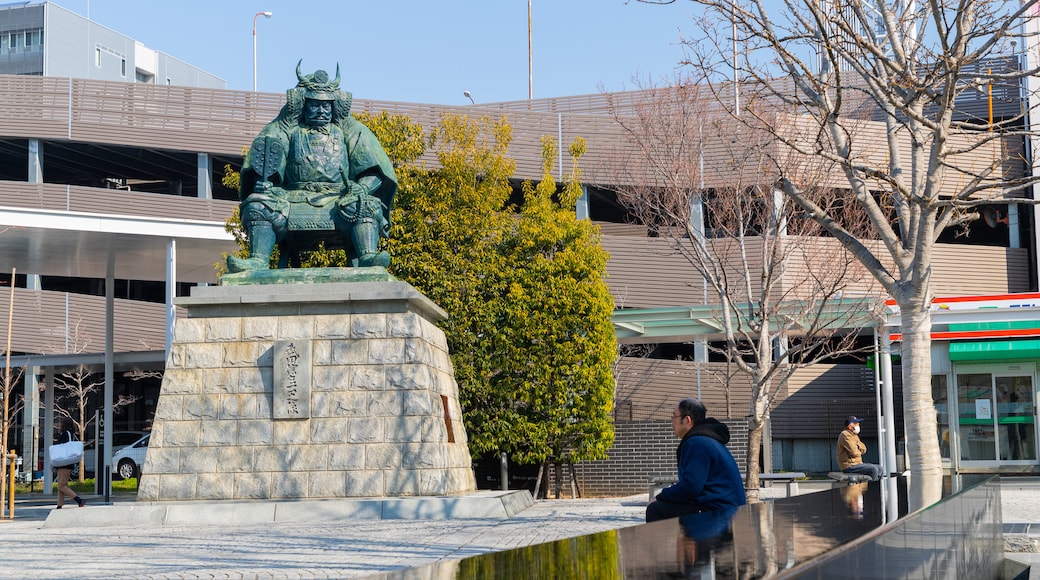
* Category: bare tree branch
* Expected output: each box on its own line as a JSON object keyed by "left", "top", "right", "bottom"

{"left": 640, "top": 0, "right": 1040, "bottom": 508}
{"left": 604, "top": 77, "right": 881, "bottom": 500}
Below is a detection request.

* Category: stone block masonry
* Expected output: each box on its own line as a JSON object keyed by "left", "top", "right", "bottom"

{"left": 138, "top": 278, "right": 477, "bottom": 501}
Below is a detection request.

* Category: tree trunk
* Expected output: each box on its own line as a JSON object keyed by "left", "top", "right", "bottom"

{"left": 568, "top": 462, "right": 580, "bottom": 498}
{"left": 899, "top": 297, "right": 943, "bottom": 510}
{"left": 553, "top": 460, "right": 563, "bottom": 499}
{"left": 533, "top": 463, "right": 545, "bottom": 500}
{"left": 745, "top": 421, "right": 763, "bottom": 503}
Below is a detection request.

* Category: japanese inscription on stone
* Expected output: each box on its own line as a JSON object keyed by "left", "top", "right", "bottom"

{"left": 274, "top": 339, "right": 311, "bottom": 419}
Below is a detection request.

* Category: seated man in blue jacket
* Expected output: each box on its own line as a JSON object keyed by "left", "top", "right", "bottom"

{"left": 646, "top": 398, "right": 747, "bottom": 522}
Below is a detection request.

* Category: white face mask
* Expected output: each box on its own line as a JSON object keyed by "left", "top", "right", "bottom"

{"left": 852, "top": 425, "right": 861, "bottom": 434}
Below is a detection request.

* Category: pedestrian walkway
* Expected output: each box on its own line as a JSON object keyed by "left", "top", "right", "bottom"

{"left": 0, "top": 491, "right": 652, "bottom": 580}
{"left": 0, "top": 481, "right": 1036, "bottom": 579}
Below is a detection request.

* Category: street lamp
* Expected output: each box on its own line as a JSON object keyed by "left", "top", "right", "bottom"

{"left": 528, "top": 0, "right": 533, "bottom": 100}
{"left": 463, "top": 90, "right": 475, "bottom": 105}
{"left": 253, "top": 11, "right": 273, "bottom": 92}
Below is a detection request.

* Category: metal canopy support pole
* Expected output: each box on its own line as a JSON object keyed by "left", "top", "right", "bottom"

{"left": 880, "top": 327, "right": 898, "bottom": 476}
{"left": 103, "top": 257, "right": 114, "bottom": 503}
{"left": 873, "top": 329, "right": 885, "bottom": 473}
{"left": 166, "top": 239, "right": 176, "bottom": 360}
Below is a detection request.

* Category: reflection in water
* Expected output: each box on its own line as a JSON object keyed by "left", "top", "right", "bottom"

{"left": 677, "top": 508, "right": 738, "bottom": 579}
{"left": 842, "top": 482, "right": 867, "bottom": 519}
{"left": 376, "top": 476, "right": 1002, "bottom": 579}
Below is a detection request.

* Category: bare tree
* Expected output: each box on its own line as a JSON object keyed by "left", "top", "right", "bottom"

{"left": 0, "top": 354, "right": 24, "bottom": 514}
{"left": 640, "top": 0, "right": 1040, "bottom": 508}
{"left": 605, "top": 80, "right": 880, "bottom": 500}
{"left": 50, "top": 321, "right": 139, "bottom": 482}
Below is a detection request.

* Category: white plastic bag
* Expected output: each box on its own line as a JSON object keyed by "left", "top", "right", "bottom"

{"left": 49, "top": 441, "right": 84, "bottom": 467}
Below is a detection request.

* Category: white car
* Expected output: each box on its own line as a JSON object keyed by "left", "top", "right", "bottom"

{"left": 111, "top": 433, "right": 149, "bottom": 480}
{"left": 81, "top": 431, "right": 148, "bottom": 475}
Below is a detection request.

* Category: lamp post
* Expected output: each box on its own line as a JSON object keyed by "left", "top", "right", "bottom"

{"left": 528, "top": 0, "right": 533, "bottom": 100}
{"left": 463, "top": 90, "right": 475, "bottom": 105}
{"left": 253, "top": 11, "right": 273, "bottom": 92}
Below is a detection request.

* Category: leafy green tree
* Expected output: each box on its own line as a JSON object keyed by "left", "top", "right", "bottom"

{"left": 499, "top": 136, "right": 617, "bottom": 496}
{"left": 384, "top": 114, "right": 519, "bottom": 460}
{"left": 383, "top": 114, "right": 617, "bottom": 495}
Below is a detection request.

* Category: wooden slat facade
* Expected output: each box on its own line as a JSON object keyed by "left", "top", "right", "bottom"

{"left": 0, "top": 288, "right": 170, "bottom": 355}
{"left": 602, "top": 231, "right": 1028, "bottom": 310}
{"left": 0, "top": 75, "right": 1022, "bottom": 195}
{"left": 0, "top": 181, "right": 237, "bottom": 222}
{"left": 613, "top": 357, "right": 891, "bottom": 439}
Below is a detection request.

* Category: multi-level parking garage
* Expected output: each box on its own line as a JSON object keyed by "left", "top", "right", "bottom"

{"left": 0, "top": 67, "right": 1035, "bottom": 492}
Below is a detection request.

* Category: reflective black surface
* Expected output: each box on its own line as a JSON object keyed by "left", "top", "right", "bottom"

{"left": 370, "top": 476, "right": 1003, "bottom": 579}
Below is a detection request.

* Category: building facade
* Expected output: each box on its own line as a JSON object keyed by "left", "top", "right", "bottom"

{"left": 0, "top": 4, "right": 1037, "bottom": 494}
{"left": 0, "top": 2, "right": 224, "bottom": 88}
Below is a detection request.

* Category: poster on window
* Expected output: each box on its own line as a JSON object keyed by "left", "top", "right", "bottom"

{"left": 975, "top": 399, "right": 992, "bottom": 420}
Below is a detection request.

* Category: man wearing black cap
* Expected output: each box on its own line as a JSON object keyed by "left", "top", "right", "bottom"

{"left": 646, "top": 398, "right": 746, "bottom": 522}
{"left": 837, "top": 415, "right": 882, "bottom": 481}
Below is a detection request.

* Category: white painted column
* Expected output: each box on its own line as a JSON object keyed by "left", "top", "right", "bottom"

{"left": 1009, "top": 203, "right": 1021, "bottom": 249}
{"left": 28, "top": 139, "right": 42, "bottom": 183}
{"left": 42, "top": 368, "right": 54, "bottom": 496}
{"left": 20, "top": 369, "right": 38, "bottom": 481}
{"left": 1023, "top": 5, "right": 1040, "bottom": 282}
{"left": 689, "top": 195, "right": 708, "bottom": 364}
{"left": 575, "top": 185, "right": 589, "bottom": 220}
{"left": 771, "top": 187, "right": 787, "bottom": 235}
{"left": 197, "top": 153, "right": 212, "bottom": 199}
{"left": 22, "top": 276, "right": 41, "bottom": 480}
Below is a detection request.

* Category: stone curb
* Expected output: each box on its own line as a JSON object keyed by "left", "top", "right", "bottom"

{"left": 42, "top": 489, "right": 534, "bottom": 529}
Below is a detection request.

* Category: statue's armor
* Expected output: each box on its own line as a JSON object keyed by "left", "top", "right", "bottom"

{"left": 285, "top": 126, "right": 346, "bottom": 195}
{"left": 227, "top": 66, "right": 397, "bottom": 273}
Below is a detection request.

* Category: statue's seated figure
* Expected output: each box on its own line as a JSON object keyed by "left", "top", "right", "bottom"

{"left": 227, "top": 63, "right": 397, "bottom": 272}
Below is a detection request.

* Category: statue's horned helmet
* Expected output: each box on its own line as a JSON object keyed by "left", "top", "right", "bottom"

{"left": 295, "top": 59, "right": 340, "bottom": 101}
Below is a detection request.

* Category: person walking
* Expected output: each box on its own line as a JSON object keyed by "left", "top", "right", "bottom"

{"left": 837, "top": 415, "right": 883, "bottom": 481}
{"left": 54, "top": 417, "right": 85, "bottom": 509}
{"left": 646, "top": 398, "right": 746, "bottom": 522}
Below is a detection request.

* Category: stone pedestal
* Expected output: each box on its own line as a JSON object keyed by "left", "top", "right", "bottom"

{"left": 138, "top": 274, "right": 476, "bottom": 501}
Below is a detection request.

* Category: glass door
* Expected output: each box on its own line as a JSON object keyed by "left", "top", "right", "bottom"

{"left": 955, "top": 365, "right": 1036, "bottom": 466}
{"left": 996, "top": 375, "right": 1036, "bottom": 462}
{"left": 957, "top": 372, "right": 995, "bottom": 462}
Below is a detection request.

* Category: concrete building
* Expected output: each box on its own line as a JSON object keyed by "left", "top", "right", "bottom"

{"left": 0, "top": 1, "right": 224, "bottom": 88}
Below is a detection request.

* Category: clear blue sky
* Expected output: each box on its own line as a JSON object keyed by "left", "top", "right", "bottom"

{"left": 59, "top": 0, "right": 699, "bottom": 105}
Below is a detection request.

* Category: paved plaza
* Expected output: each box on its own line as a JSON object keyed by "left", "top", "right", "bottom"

{"left": 0, "top": 481, "right": 1037, "bottom": 579}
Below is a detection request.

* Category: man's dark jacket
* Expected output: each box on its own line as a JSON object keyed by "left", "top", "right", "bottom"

{"left": 657, "top": 418, "right": 747, "bottom": 511}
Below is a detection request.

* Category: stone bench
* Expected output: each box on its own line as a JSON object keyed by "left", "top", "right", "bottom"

{"left": 649, "top": 472, "right": 807, "bottom": 502}
{"left": 828, "top": 471, "right": 874, "bottom": 484}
